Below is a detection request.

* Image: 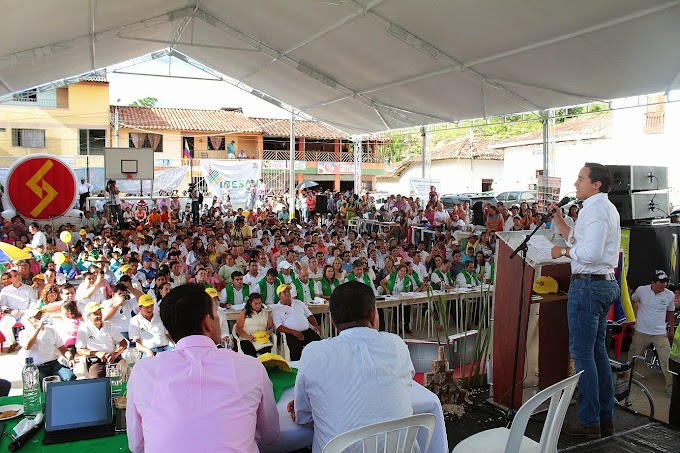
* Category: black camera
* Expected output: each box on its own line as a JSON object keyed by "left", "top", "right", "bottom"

{"left": 123, "top": 294, "right": 131, "bottom": 300}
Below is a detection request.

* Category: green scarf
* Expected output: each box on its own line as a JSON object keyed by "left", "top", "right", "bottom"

{"left": 461, "top": 270, "right": 481, "bottom": 286}
{"left": 410, "top": 271, "right": 422, "bottom": 287}
{"left": 432, "top": 269, "right": 450, "bottom": 289}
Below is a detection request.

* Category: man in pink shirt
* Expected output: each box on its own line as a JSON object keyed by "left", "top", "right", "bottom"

{"left": 126, "top": 283, "right": 280, "bottom": 452}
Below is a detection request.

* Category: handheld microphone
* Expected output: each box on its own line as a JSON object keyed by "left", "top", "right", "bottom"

{"left": 548, "top": 197, "right": 572, "bottom": 216}
{"left": 8, "top": 423, "right": 41, "bottom": 451}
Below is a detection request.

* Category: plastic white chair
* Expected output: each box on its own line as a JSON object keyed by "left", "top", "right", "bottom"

{"left": 322, "top": 413, "right": 436, "bottom": 453}
{"left": 347, "top": 216, "right": 360, "bottom": 235}
{"left": 452, "top": 371, "right": 583, "bottom": 453}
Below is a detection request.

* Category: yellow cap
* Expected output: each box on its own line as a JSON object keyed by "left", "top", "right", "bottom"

{"left": 257, "top": 352, "right": 292, "bottom": 372}
{"left": 32, "top": 274, "right": 45, "bottom": 281}
{"left": 276, "top": 283, "right": 292, "bottom": 296}
{"left": 119, "top": 264, "right": 132, "bottom": 273}
{"left": 205, "top": 287, "right": 219, "bottom": 299}
{"left": 79, "top": 229, "right": 87, "bottom": 235}
{"left": 533, "top": 276, "right": 558, "bottom": 295}
{"left": 252, "top": 331, "right": 270, "bottom": 345}
{"left": 138, "top": 294, "right": 155, "bottom": 307}
{"left": 85, "top": 302, "right": 102, "bottom": 314}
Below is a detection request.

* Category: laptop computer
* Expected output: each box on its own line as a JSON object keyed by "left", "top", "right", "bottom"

{"left": 43, "top": 378, "right": 115, "bottom": 445}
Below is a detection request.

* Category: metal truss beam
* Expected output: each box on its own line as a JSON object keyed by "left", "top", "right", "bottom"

{"left": 463, "top": 1, "right": 680, "bottom": 69}
{"left": 117, "top": 36, "right": 258, "bottom": 52}
{"left": 170, "top": 1, "right": 204, "bottom": 50}
{"left": 239, "top": 0, "right": 385, "bottom": 84}
{"left": 0, "top": 7, "right": 193, "bottom": 68}
{"left": 0, "top": 68, "right": 108, "bottom": 102}
{"left": 192, "top": 8, "right": 422, "bottom": 127}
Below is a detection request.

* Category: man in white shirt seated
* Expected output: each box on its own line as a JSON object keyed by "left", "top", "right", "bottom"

{"left": 288, "top": 281, "right": 415, "bottom": 452}
{"left": 128, "top": 294, "right": 172, "bottom": 358}
{"left": 101, "top": 283, "right": 139, "bottom": 340}
{"left": 278, "top": 261, "right": 295, "bottom": 284}
{"left": 0, "top": 269, "right": 38, "bottom": 352}
{"left": 292, "top": 267, "right": 315, "bottom": 303}
{"left": 19, "top": 307, "right": 76, "bottom": 386}
{"left": 76, "top": 302, "right": 129, "bottom": 378}
{"left": 244, "top": 260, "right": 263, "bottom": 293}
{"left": 271, "top": 284, "right": 321, "bottom": 361}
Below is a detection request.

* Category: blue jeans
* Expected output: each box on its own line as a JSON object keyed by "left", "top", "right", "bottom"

{"left": 37, "top": 360, "right": 76, "bottom": 391}
{"left": 567, "top": 278, "right": 620, "bottom": 427}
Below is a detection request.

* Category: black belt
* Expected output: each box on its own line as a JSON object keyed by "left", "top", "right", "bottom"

{"left": 571, "top": 273, "right": 615, "bottom": 282}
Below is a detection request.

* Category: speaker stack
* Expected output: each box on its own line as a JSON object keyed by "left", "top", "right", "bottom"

{"left": 606, "top": 165, "right": 669, "bottom": 223}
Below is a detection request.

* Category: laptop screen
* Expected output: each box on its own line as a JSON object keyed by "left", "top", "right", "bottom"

{"left": 45, "top": 378, "right": 113, "bottom": 432}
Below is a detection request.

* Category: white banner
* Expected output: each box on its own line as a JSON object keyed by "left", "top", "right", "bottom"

{"left": 116, "top": 166, "right": 190, "bottom": 195}
{"left": 409, "top": 178, "right": 441, "bottom": 203}
{"left": 200, "top": 160, "right": 262, "bottom": 203}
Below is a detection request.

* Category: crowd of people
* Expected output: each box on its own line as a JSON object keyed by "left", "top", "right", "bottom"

{"left": 1, "top": 170, "right": 679, "bottom": 449}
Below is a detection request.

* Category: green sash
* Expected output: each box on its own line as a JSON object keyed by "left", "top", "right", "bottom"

{"left": 432, "top": 269, "right": 449, "bottom": 289}
{"left": 461, "top": 270, "right": 481, "bottom": 286}
{"left": 346, "top": 272, "right": 372, "bottom": 286}
{"left": 258, "top": 277, "right": 282, "bottom": 303}
{"left": 385, "top": 272, "right": 413, "bottom": 293}
{"left": 292, "top": 278, "right": 316, "bottom": 302}
{"left": 410, "top": 271, "right": 422, "bottom": 287}
{"left": 225, "top": 284, "right": 250, "bottom": 305}
{"left": 320, "top": 278, "right": 339, "bottom": 297}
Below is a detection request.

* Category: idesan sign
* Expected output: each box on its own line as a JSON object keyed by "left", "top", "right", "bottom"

{"left": 6, "top": 155, "right": 77, "bottom": 220}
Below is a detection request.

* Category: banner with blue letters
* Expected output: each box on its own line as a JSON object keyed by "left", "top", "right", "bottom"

{"left": 200, "top": 159, "right": 262, "bottom": 204}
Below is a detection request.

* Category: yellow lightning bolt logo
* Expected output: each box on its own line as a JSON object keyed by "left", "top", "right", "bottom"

{"left": 26, "top": 160, "right": 58, "bottom": 218}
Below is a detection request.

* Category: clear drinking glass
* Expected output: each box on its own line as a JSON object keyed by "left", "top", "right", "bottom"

{"left": 107, "top": 363, "right": 123, "bottom": 397}
{"left": 42, "top": 375, "right": 61, "bottom": 392}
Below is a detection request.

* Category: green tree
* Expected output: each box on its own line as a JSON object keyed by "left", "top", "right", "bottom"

{"left": 130, "top": 97, "right": 158, "bottom": 107}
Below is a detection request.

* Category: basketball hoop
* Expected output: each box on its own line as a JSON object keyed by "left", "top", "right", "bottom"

{"left": 124, "top": 172, "right": 136, "bottom": 180}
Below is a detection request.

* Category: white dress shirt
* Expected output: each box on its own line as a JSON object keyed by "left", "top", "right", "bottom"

{"left": 101, "top": 297, "right": 138, "bottom": 334}
{"left": 294, "top": 327, "right": 415, "bottom": 453}
{"left": 567, "top": 193, "right": 620, "bottom": 274}
{"left": 0, "top": 284, "right": 37, "bottom": 312}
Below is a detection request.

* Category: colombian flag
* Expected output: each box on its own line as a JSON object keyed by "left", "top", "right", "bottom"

{"left": 183, "top": 140, "right": 192, "bottom": 160}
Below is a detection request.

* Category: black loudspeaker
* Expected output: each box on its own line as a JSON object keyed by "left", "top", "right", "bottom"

{"left": 608, "top": 191, "right": 669, "bottom": 221}
{"left": 626, "top": 225, "right": 680, "bottom": 289}
{"left": 315, "top": 195, "right": 328, "bottom": 215}
{"left": 606, "top": 165, "right": 668, "bottom": 193}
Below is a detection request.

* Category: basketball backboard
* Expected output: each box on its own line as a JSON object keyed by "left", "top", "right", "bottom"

{"left": 104, "top": 148, "right": 154, "bottom": 180}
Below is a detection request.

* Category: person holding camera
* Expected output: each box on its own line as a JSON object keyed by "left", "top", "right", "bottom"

{"left": 190, "top": 183, "right": 201, "bottom": 224}
{"left": 106, "top": 179, "right": 124, "bottom": 229}
{"left": 101, "top": 282, "right": 139, "bottom": 340}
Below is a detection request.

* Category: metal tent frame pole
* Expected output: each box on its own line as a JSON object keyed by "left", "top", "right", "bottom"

{"left": 289, "top": 112, "right": 296, "bottom": 220}
{"left": 353, "top": 139, "right": 362, "bottom": 193}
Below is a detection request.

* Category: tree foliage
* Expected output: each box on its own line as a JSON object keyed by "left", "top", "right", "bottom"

{"left": 130, "top": 97, "right": 159, "bottom": 107}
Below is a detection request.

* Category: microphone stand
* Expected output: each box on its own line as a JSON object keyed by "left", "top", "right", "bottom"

{"left": 505, "top": 210, "right": 556, "bottom": 422}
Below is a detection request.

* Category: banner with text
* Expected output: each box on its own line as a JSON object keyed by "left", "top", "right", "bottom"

{"left": 409, "top": 178, "right": 441, "bottom": 204}
{"left": 318, "top": 162, "right": 354, "bottom": 175}
{"left": 263, "top": 160, "right": 306, "bottom": 171}
{"left": 200, "top": 160, "right": 262, "bottom": 203}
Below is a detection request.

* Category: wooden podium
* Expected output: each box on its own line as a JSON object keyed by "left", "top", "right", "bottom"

{"left": 492, "top": 231, "right": 572, "bottom": 410}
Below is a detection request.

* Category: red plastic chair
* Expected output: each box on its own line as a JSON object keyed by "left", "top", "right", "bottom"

{"left": 611, "top": 322, "right": 635, "bottom": 359}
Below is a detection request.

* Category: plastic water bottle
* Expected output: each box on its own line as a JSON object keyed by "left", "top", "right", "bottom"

{"left": 22, "top": 357, "right": 42, "bottom": 416}
{"left": 126, "top": 342, "right": 140, "bottom": 380}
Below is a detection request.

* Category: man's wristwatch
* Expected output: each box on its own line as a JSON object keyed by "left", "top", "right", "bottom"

{"left": 561, "top": 248, "right": 567, "bottom": 257}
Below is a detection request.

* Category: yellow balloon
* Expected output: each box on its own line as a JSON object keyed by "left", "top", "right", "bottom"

{"left": 53, "top": 252, "right": 66, "bottom": 265}
{"left": 59, "top": 231, "right": 72, "bottom": 243}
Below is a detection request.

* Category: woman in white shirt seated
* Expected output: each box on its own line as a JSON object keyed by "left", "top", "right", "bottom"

{"left": 234, "top": 293, "right": 274, "bottom": 357}
{"left": 432, "top": 203, "right": 450, "bottom": 227}
{"left": 474, "top": 251, "right": 492, "bottom": 284}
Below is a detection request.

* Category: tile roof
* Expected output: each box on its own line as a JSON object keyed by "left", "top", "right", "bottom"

{"left": 111, "top": 106, "right": 350, "bottom": 139}
{"left": 251, "top": 117, "right": 349, "bottom": 140}
{"left": 112, "top": 106, "right": 262, "bottom": 132}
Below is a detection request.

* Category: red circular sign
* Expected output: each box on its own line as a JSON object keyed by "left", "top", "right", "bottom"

{"left": 7, "top": 156, "right": 77, "bottom": 220}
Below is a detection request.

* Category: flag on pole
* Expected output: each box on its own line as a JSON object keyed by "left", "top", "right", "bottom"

{"left": 183, "top": 140, "right": 192, "bottom": 160}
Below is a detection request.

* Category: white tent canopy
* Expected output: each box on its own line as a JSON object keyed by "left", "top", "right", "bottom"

{"left": 1, "top": 0, "right": 680, "bottom": 134}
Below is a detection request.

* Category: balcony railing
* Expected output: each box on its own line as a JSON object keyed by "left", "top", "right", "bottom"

{"left": 262, "top": 150, "right": 383, "bottom": 163}
{"left": 644, "top": 111, "right": 665, "bottom": 134}
{"left": 1, "top": 98, "right": 64, "bottom": 108}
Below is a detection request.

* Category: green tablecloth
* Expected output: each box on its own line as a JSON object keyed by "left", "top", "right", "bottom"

{"left": 0, "top": 394, "right": 130, "bottom": 452}
{"left": 0, "top": 368, "right": 297, "bottom": 451}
